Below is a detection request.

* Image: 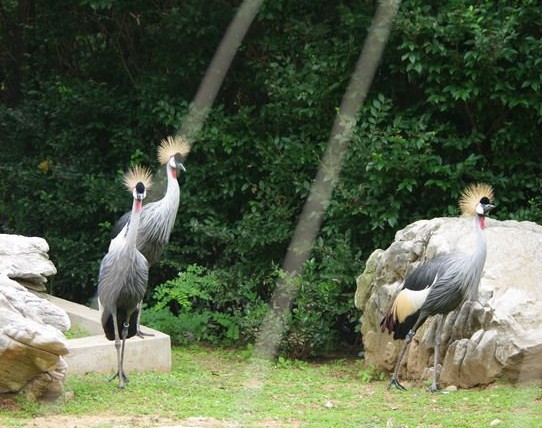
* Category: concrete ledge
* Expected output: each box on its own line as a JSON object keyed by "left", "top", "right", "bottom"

{"left": 46, "top": 295, "right": 171, "bottom": 375}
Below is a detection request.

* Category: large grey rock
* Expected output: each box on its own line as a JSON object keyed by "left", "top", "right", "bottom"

{"left": 0, "top": 275, "right": 70, "bottom": 400}
{"left": 0, "top": 234, "right": 57, "bottom": 291}
{"left": 0, "top": 234, "right": 70, "bottom": 401}
{"left": 355, "top": 218, "right": 542, "bottom": 388}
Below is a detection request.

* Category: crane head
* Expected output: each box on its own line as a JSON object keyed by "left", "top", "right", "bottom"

{"left": 134, "top": 182, "right": 146, "bottom": 201}
{"left": 475, "top": 196, "right": 496, "bottom": 216}
{"left": 459, "top": 183, "right": 495, "bottom": 217}
{"left": 171, "top": 152, "right": 187, "bottom": 173}
{"left": 158, "top": 135, "right": 191, "bottom": 167}
{"left": 123, "top": 165, "right": 153, "bottom": 199}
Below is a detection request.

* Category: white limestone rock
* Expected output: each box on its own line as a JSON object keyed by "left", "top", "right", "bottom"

{"left": 0, "top": 234, "right": 57, "bottom": 291}
{"left": 0, "top": 235, "right": 70, "bottom": 401}
{"left": 356, "top": 218, "right": 542, "bottom": 388}
{"left": 0, "top": 275, "right": 70, "bottom": 332}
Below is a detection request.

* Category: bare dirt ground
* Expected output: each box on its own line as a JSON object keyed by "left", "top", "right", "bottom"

{"left": 0, "top": 397, "right": 294, "bottom": 428}
{"left": 0, "top": 398, "right": 240, "bottom": 428}
{"left": 13, "top": 415, "right": 239, "bottom": 428}
{"left": 7, "top": 415, "right": 295, "bottom": 428}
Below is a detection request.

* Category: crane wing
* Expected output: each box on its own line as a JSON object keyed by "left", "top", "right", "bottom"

{"left": 403, "top": 254, "right": 452, "bottom": 291}
{"left": 110, "top": 211, "right": 131, "bottom": 240}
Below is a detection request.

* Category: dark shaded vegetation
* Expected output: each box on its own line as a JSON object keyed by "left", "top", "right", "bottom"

{"left": 1, "top": 0, "right": 541, "bottom": 357}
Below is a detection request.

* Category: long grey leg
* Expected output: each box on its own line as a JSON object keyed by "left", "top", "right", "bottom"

{"left": 389, "top": 315, "right": 427, "bottom": 391}
{"left": 430, "top": 314, "right": 446, "bottom": 392}
{"left": 118, "top": 320, "right": 130, "bottom": 388}
{"left": 389, "top": 329, "right": 415, "bottom": 391}
{"left": 136, "top": 301, "right": 154, "bottom": 338}
{"left": 109, "top": 308, "right": 125, "bottom": 388}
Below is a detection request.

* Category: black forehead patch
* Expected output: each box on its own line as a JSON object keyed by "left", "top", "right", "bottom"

{"left": 135, "top": 182, "right": 145, "bottom": 193}
{"left": 480, "top": 196, "right": 490, "bottom": 204}
{"left": 174, "top": 152, "right": 184, "bottom": 163}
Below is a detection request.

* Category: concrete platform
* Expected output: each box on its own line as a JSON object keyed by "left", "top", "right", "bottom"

{"left": 46, "top": 295, "right": 171, "bottom": 375}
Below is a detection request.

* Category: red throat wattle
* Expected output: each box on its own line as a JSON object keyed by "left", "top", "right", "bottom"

{"left": 478, "top": 215, "right": 485, "bottom": 229}
{"left": 170, "top": 166, "right": 177, "bottom": 179}
{"left": 135, "top": 199, "right": 142, "bottom": 212}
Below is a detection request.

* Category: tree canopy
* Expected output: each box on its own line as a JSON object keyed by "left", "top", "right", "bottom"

{"left": 1, "top": 0, "right": 541, "bottom": 357}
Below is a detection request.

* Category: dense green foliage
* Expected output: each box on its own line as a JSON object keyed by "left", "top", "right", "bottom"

{"left": 1, "top": 0, "right": 541, "bottom": 357}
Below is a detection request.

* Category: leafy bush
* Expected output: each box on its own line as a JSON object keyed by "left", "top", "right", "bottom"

{"left": 142, "top": 265, "right": 246, "bottom": 345}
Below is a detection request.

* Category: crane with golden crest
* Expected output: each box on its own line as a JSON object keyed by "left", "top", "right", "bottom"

{"left": 110, "top": 135, "right": 191, "bottom": 264}
{"left": 98, "top": 165, "right": 153, "bottom": 389}
{"left": 110, "top": 135, "right": 191, "bottom": 335}
{"left": 380, "top": 183, "right": 496, "bottom": 392}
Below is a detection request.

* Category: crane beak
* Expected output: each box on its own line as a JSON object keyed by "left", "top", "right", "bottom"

{"left": 482, "top": 203, "right": 496, "bottom": 215}
{"left": 172, "top": 153, "right": 187, "bottom": 173}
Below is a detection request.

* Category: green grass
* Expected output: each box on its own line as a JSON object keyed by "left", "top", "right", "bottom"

{"left": 63, "top": 325, "right": 91, "bottom": 339}
{"left": 1, "top": 345, "right": 541, "bottom": 427}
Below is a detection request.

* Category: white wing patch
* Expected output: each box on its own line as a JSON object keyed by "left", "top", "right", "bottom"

{"left": 393, "top": 288, "right": 429, "bottom": 323}
{"left": 392, "top": 275, "right": 438, "bottom": 323}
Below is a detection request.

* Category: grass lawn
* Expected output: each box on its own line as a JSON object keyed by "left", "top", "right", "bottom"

{"left": 1, "top": 345, "right": 541, "bottom": 427}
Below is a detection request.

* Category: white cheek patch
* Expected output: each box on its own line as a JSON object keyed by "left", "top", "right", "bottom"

{"left": 168, "top": 157, "right": 177, "bottom": 168}
{"left": 475, "top": 203, "right": 484, "bottom": 215}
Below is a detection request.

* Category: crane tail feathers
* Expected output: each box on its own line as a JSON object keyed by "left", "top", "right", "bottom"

{"left": 102, "top": 310, "right": 139, "bottom": 341}
{"left": 380, "top": 299, "right": 400, "bottom": 335}
{"left": 380, "top": 311, "right": 396, "bottom": 334}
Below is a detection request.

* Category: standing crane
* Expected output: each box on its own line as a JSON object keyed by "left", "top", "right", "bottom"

{"left": 380, "top": 183, "right": 496, "bottom": 392}
{"left": 98, "top": 165, "right": 153, "bottom": 389}
{"left": 110, "top": 135, "right": 190, "bottom": 335}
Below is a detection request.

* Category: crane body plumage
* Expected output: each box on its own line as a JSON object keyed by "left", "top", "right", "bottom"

{"left": 380, "top": 183, "right": 495, "bottom": 392}
{"left": 97, "top": 166, "right": 152, "bottom": 389}
{"left": 98, "top": 248, "right": 148, "bottom": 341}
{"left": 135, "top": 170, "right": 180, "bottom": 265}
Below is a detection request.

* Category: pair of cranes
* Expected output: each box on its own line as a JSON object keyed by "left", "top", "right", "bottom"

{"left": 96, "top": 134, "right": 496, "bottom": 392}
{"left": 97, "top": 136, "right": 190, "bottom": 389}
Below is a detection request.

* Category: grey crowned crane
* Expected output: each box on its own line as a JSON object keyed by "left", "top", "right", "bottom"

{"left": 98, "top": 165, "right": 153, "bottom": 389}
{"left": 380, "top": 183, "right": 496, "bottom": 392}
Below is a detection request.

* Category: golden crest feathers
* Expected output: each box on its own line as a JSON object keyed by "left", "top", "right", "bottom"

{"left": 123, "top": 165, "right": 153, "bottom": 192}
{"left": 459, "top": 183, "right": 494, "bottom": 216}
{"left": 157, "top": 135, "right": 191, "bottom": 165}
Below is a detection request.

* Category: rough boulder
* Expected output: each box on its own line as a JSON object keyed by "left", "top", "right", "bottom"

{"left": 0, "top": 234, "right": 70, "bottom": 401}
{"left": 355, "top": 218, "right": 542, "bottom": 388}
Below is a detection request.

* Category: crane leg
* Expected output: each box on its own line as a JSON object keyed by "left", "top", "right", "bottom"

{"left": 135, "top": 301, "right": 154, "bottom": 338}
{"left": 108, "top": 310, "right": 126, "bottom": 389}
{"left": 118, "top": 321, "right": 130, "bottom": 386}
{"left": 430, "top": 314, "right": 446, "bottom": 393}
{"left": 389, "top": 329, "right": 415, "bottom": 391}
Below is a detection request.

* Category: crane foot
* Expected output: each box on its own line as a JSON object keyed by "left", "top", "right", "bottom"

{"left": 388, "top": 376, "right": 407, "bottom": 391}
{"left": 136, "top": 329, "right": 155, "bottom": 338}
{"left": 429, "top": 383, "right": 440, "bottom": 393}
{"left": 116, "top": 377, "right": 126, "bottom": 389}
{"left": 109, "top": 371, "right": 130, "bottom": 384}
